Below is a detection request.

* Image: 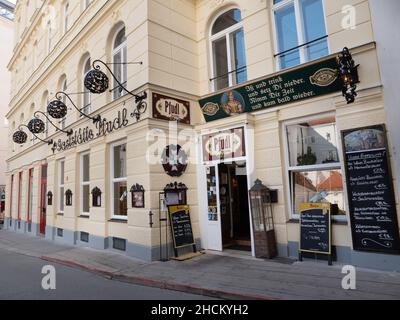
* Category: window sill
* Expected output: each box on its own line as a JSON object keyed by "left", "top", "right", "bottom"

{"left": 108, "top": 218, "right": 128, "bottom": 224}
{"left": 287, "top": 219, "right": 348, "bottom": 226}
{"left": 57, "top": 213, "right": 64, "bottom": 216}
{"left": 78, "top": 215, "right": 90, "bottom": 219}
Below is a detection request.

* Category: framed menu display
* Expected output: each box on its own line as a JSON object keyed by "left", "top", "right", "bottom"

{"left": 342, "top": 124, "right": 400, "bottom": 254}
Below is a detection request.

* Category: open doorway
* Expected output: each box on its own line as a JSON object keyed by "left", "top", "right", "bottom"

{"left": 218, "top": 162, "right": 251, "bottom": 251}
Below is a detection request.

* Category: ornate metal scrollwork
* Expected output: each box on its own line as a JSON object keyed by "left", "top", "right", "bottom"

{"left": 28, "top": 117, "right": 46, "bottom": 134}
{"left": 84, "top": 68, "right": 109, "bottom": 94}
{"left": 13, "top": 130, "right": 28, "bottom": 144}
{"left": 47, "top": 100, "right": 68, "bottom": 119}
{"left": 338, "top": 47, "right": 360, "bottom": 104}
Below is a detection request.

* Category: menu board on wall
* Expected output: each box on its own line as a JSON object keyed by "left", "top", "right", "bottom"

{"left": 342, "top": 125, "right": 400, "bottom": 254}
{"left": 299, "top": 203, "right": 331, "bottom": 255}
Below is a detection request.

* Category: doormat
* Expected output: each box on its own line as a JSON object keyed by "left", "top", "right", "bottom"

{"left": 171, "top": 251, "right": 205, "bottom": 261}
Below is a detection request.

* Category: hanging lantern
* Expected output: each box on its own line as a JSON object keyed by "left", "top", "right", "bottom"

{"left": 47, "top": 100, "right": 68, "bottom": 119}
{"left": 13, "top": 130, "right": 28, "bottom": 144}
{"left": 84, "top": 69, "right": 109, "bottom": 94}
{"left": 28, "top": 118, "right": 45, "bottom": 134}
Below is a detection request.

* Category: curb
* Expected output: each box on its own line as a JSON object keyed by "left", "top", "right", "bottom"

{"left": 41, "top": 256, "right": 279, "bottom": 300}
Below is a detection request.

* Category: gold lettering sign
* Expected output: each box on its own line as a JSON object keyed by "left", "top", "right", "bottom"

{"left": 152, "top": 93, "right": 190, "bottom": 124}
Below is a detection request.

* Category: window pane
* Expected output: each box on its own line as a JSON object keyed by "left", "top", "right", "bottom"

{"left": 231, "top": 28, "right": 247, "bottom": 85}
{"left": 212, "top": 9, "right": 242, "bottom": 35}
{"left": 212, "top": 37, "right": 229, "bottom": 90}
{"left": 113, "top": 51, "right": 122, "bottom": 99}
{"left": 287, "top": 118, "right": 339, "bottom": 167}
{"left": 114, "top": 27, "right": 126, "bottom": 48}
{"left": 113, "top": 144, "right": 126, "bottom": 178}
{"left": 82, "top": 154, "right": 90, "bottom": 182}
{"left": 275, "top": 4, "right": 300, "bottom": 69}
{"left": 60, "top": 161, "right": 65, "bottom": 184}
{"left": 113, "top": 181, "right": 127, "bottom": 216}
{"left": 60, "top": 186, "right": 64, "bottom": 212}
{"left": 292, "top": 170, "right": 345, "bottom": 216}
{"left": 302, "top": 0, "right": 328, "bottom": 60}
{"left": 82, "top": 185, "right": 90, "bottom": 213}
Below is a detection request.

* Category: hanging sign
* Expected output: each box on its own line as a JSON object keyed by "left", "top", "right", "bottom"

{"left": 299, "top": 203, "right": 332, "bottom": 255}
{"left": 152, "top": 93, "right": 190, "bottom": 124}
{"left": 342, "top": 125, "right": 400, "bottom": 254}
{"left": 199, "top": 57, "right": 342, "bottom": 122}
{"left": 202, "top": 127, "right": 245, "bottom": 162}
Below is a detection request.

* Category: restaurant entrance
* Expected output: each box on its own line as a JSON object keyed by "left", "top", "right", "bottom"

{"left": 218, "top": 163, "right": 251, "bottom": 251}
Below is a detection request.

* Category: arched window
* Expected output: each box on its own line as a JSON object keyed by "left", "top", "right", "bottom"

{"left": 47, "top": 21, "right": 52, "bottom": 54}
{"left": 59, "top": 77, "right": 67, "bottom": 128}
{"left": 112, "top": 26, "right": 127, "bottom": 100}
{"left": 63, "top": 2, "right": 69, "bottom": 34}
{"left": 210, "top": 9, "right": 247, "bottom": 91}
{"left": 82, "top": 56, "right": 91, "bottom": 114}
{"left": 42, "top": 91, "right": 49, "bottom": 137}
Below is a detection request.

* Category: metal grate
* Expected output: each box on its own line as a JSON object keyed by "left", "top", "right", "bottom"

{"left": 112, "top": 237, "right": 126, "bottom": 251}
{"left": 80, "top": 232, "right": 89, "bottom": 243}
{"left": 57, "top": 228, "right": 64, "bottom": 237}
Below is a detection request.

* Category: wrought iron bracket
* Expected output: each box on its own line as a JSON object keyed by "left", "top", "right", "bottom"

{"left": 338, "top": 47, "right": 360, "bottom": 104}
{"left": 34, "top": 111, "right": 73, "bottom": 136}
{"left": 131, "top": 98, "right": 148, "bottom": 122}
{"left": 92, "top": 60, "right": 147, "bottom": 103}
{"left": 18, "top": 125, "right": 54, "bottom": 145}
{"left": 55, "top": 92, "right": 102, "bottom": 124}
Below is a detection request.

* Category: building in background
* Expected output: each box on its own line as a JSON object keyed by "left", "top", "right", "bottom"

{"left": 4, "top": 0, "right": 400, "bottom": 272}
{"left": 0, "top": 0, "right": 14, "bottom": 221}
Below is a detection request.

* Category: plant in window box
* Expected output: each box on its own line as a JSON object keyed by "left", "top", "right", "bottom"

{"left": 297, "top": 147, "right": 317, "bottom": 166}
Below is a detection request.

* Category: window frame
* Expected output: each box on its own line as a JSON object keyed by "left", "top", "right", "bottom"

{"left": 271, "top": 0, "right": 329, "bottom": 70}
{"left": 209, "top": 7, "right": 247, "bottom": 92}
{"left": 80, "top": 151, "right": 90, "bottom": 216}
{"left": 112, "top": 25, "right": 128, "bottom": 100}
{"left": 282, "top": 114, "right": 347, "bottom": 222}
{"left": 60, "top": 78, "right": 67, "bottom": 129}
{"left": 110, "top": 140, "right": 128, "bottom": 220}
{"left": 9, "top": 175, "right": 14, "bottom": 218}
{"left": 58, "top": 159, "right": 65, "bottom": 214}
{"left": 82, "top": 56, "right": 92, "bottom": 115}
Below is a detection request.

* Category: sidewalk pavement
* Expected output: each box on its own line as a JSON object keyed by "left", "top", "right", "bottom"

{"left": 0, "top": 229, "right": 399, "bottom": 300}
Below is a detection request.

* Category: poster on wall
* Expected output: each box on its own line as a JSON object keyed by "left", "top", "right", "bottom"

{"left": 342, "top": 124, "right": 400, "bottom": 254}
{"left": 199, "top": 57, "right": 342, "bottom": 122}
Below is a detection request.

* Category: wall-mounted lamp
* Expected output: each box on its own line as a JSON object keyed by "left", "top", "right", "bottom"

{"left": 338, "top": 47, "right": 360, "bottom": 104}
{"left": 13, "top": 125, "right": 54, "bottom": 146}
{"left": 91, "top": 187, "right": 102, "bottom": 207}
{"left": 47, "top": 191, "right": 53, "bottom": 206}
{"left": 65, "top": 189, "right": 73, "bottom": 207}
{"left": 130, "top": 184, "right": 145, "bottom": 208}
{"left": 33, "top": 111, "right": 73, "bottom": 136}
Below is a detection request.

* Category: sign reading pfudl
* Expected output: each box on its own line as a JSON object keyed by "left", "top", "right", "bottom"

{"left": 200, "top": 57, "right": 342, "bottom": 122}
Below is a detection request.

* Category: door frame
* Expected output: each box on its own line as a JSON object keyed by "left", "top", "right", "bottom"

{"left": 197, "top": 123, "right": 256, "bottom": 256}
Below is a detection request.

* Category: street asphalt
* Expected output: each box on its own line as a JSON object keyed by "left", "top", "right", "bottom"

{"left": 0, "top": 244, "right": 214, "bottom": 300}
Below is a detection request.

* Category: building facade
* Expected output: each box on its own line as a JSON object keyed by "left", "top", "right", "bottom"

{"left": 4, "top": 0, "right": 400, "bottom": 271}
{"left": 0, "top": 0, "right": 14, "bottom": 219}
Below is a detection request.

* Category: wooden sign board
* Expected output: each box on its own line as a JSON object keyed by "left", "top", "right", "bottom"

{"left": 342, "top": 124, "right": 400, "bottom": 254}
{"left": 168, "top": 205, "right": 195, "bottom": 250}
{"left": 299, "top": 203, "right": 332, "bottom": 256}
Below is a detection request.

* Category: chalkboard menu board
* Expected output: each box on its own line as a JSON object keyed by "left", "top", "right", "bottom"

{"left": 300, "top": 203, "right": 331, "bottom": 255}
{"left": 168, "top": 205, "right": 195, "bottom": 249}
{"left": 342, "top": 125, "right": 400, "bottom": 254}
